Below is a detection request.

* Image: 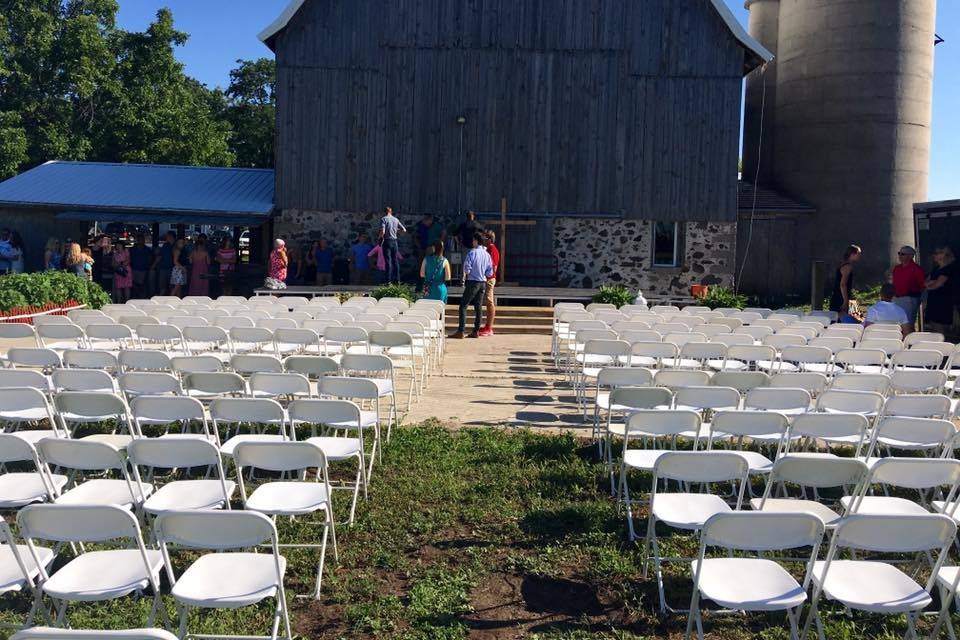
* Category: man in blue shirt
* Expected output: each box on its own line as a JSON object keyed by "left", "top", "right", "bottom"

{"left": 349, "top": 233, "right": 374, "bottom": 285}
{"left": 151, "top": 232, "right": 175, "bottom": 296}
{"left": 129, "top": 234, "right": 154, "bottom": 298}
{"left": 452, "top": 232, "right": 494, "bottom": 339}
{"left": 315, "top": 238, "right": 335, "bottom": 286}
{"left": 379, "top": 206, "right": 407, "bottom": 284}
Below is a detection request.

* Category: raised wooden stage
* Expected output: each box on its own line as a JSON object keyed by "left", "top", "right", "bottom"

{"left": 253, "top": 285, "right": 696, "bottom": 307}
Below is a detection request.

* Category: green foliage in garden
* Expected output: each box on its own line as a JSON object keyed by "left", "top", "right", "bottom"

{"left": 592, "top": 284, "right": 635, "bottom": 308}
{"left": 371, "top": 283, "right": 420, "bottom": 303}
{"left": 696, "top": 286, "right": 747, "bottom": 310}
{"left": 0, "top": 271, "right": 109, "bottom": 311}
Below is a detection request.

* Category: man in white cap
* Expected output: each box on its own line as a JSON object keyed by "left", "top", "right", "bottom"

{"left": 891, "top": 245, "right": 925, "bottom": 332}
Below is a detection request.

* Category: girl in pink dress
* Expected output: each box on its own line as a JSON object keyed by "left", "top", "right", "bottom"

{"left": 189, "top": 238, "right": 210, "bottom": 296}
{"left": 112, "top": 244, "right": 133, "bottom": 302}
{"left": 269, "top": 239, "right": 289, "bottom": 283}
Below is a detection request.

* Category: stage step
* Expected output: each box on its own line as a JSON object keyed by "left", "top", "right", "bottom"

{"left": 443, "top": 305, "right": 552, "bottom": 335}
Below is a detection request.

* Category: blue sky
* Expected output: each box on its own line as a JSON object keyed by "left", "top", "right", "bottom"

{"left": 117, "top": 0, "right": 958, "bottom": 201}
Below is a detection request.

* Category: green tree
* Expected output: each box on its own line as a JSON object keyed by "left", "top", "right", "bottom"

{"left": 224, "top": 58, "right": 275, "bottom": 168}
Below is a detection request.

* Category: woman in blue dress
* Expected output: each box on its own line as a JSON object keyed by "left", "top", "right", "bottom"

{"left": 420, "top": 240, "right": 451, "bottom": 303}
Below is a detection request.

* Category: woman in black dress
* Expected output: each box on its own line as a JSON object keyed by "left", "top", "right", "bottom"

{"left": 829, "top": 244, "right": 863, "bottom": 322}
{"left": 924, "top": 247, "right": 956, "bottom": 334}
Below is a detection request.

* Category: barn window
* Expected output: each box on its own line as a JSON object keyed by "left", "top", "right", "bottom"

{"left": 652, "top": 222, "right": 683, "bottom": 267}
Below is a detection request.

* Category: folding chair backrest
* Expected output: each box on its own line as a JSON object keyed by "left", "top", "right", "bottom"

{"left": 726, "top": 345, "right": 776, "bottom": 365}
{"left": 52, "top": 369, "right": 114, "bottom": 392}
{"left": 63, "top": 349, "right": 118, "bottom": 371}
{"left": 664, "top": 333, "right": 707, "bottom": 348}
{"left": 184, "top": 372, "right": 246, "bottom": 396}
{"left": 873, "top": 416, "right": 956, "bottom": 451}
{"left": 214, "top": 316, "right": 255, "bottom": 330}
{"left": 674, "top": 386, "right": 741, "bottom": 410}
{"left": 234, "top": 440, "right": 326, "bottom": 473}
{"left": 171, "top": 356, "right": 222, "bottom": 374}
{"left": 652, "top": 323, "right": 689, "bottom": 335}
{"left": 325, "top": 326, "right": 369, "bottom": 343}
{"left": 701, "top": 511, "right": 824, "bottom": 552}
{"left": 653, "top": 369, "right": 710, "bottom": 389}
{"left": 249, "top": 372, "right": 311, "bottom": 396}
{"left": 710, "top": 334, "right": 755, "bottom": 347}
{"left": 890, "top": 349, "right": 942, "bottom": 369}
{"left": 210, "top": 397, "right": 284, "bottom": 424}
{"left": 127, "top": 437, "right": 221, "bottom": 470}
{"left": 168, "top": 316, "right": 208, "bottom": 329}
{"left": 231, "top": 354, "right": 284, "bottom": 374}
{"left": 0, "top": 323, "right": 37, "bottom": 341}
{"left": 288, "top": 398, "right": 361, "bottom": 425}
{"left": 260, "top": 318, "right": 299, "bottom": 331}
{"left": 575, "top": 329, "right": 618, "bottom": 343}
{"left": 118, "top": 371, "right": 183, "bottom": 396}
{"left": 155, "top": 510, "right": 277, "bottom": 550}
{"left": 182, "top": 326, "right": 229, "bottom": 345}
{"left": 18, "top": 504, "right": 140, "bottom": 543}
{"left": 619, "top": 330, "right": 662, "bottom": 344}
{"left": 780, "top": 345, "right": 833, "bottom": 365}
{"left": 889, "top": 369, "right": 947, "bottom": 394}
{"left": 119, "top": 350, "right": 172, "bottom": 372}
{"left": 131, "top": 395, "right": 204, "bottom": 423}
{"left": 318, "top": 376, "right": 378, "bottom": 400}
{"left": 699, "top": 324, "right": 733, "bottom": 337}
{"left": 762, "top": 334, "right": 807, "bottom": 350}
{"left": 369, "top": 330, "right": 413, "bottom": 349}
{"left": 753, "top": 319, "right": 787, "bottom": 331}
{"left": 710, "top": 317, "right": 743, "bottom": 331}
{"left": 625, "top": 409, "right": 700, "bottom": 437}
{"left": 904, "top": 331, "right": 945, "bottom": 347}
{"left": 865, "top": 458, "right": 960, "bottom": 491}
{"left": 816, "top": 389, "right": 885, "bottom": 415}
{"left": 710, "top": 370, "right": 770, "bottom": 392}
{"left": 768, "top": 456, "right": 868, "bottom": 490}
{"left": 8, "top": 348, "right": 62, "bottom": 370}
{"left": 712, "top": 411, "right": 789, "bottom": 440}
{"left": 882, "top": 393, "right": 951, "bottom": 418}
{"left": 229, "top": 327, "right": 274, "bottom": 345}
{"left": 583, "top": 339, "right": 631, "bottom": 358}
{"left": 678, "top": 342, "right": 726, "bottom": 360}
{"left": 53, "top": 391, "right": 125, "bottom": 419}
{"left": 37, "top": 438, "right": 124, "bottom": 472}
{"left": 137, "top": 324, "right": 183, "bottom": 343}
{"left": 734, "top": 326, "right": 771, "bottom": 341}
{"left": 832, "top": 514, "right": 956, "bottom": 553}
{"left": 770, "top": 372, "right": 828, "bottom": 395}
{"left": 791, "top": 412, "right": 870, "bottom": 444}
{"left": 283, "top": 355, "right": 340, "bottom": 378}
{"left": 654, "top": 451, "right": 749, "bottom": 484}
{"left": 810, "top": 336, "right": 855, "bottom": 353}
{"left": 858, "top": 338, "right": 903, "bottom": 356}
{"left": 274, "top": 327, "right": 319, "bottom": 345}
{"left": 0, "top": 369, "right": 50, "bottom": 391}
{"left": 829, "top": 373, "right": 890, "bottom": 394}
{"left": 36, "top": 324, "right": 84, "bottom": 342}
{"left": 913, "top": 341, "right": 954, "bottom": 358}
{"left": 32, "top": 316, "right": 72, "bottom": 326}
{"left": 607, "top": 386, "right": 673, "bottom": 410}
{"left": 341, "top": 353, "right": 393, "bottom": 374}
{"left": 85, "top": 323, "right": 132, "bottom": 341}
{"left": 778, "top": 326, "right": 817, "bottom": 341}
{"left": 744, "top": 387, "right": 811, "bottom": 412}
{"left": 0, "top": 432, "right": 42, "bottom": 464}
{"left": 612, "top": 321, "right": 652, "bottom": 334}
{"left": 630, "top": 341, "right": 677, "bottom": 361}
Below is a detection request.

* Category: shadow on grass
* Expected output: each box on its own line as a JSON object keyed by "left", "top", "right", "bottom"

{"left": 520, "top": 504, "right": 616, "bottom": 542}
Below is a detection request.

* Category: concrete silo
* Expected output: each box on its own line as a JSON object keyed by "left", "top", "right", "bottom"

{"left": 744, "top": 0, "right": 938, "bottom": 283}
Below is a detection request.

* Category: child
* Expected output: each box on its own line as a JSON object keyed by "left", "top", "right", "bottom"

{"left": 81, "top": 249, "right": 94, "bottom": 281}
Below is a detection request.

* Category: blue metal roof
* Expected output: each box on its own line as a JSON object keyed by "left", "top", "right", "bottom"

{"left": 0, "top": 161, "right": 275, "bottom": 220}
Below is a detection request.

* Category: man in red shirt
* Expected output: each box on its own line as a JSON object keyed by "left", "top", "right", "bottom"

{"left": 479, "top": 231, "right": 500, "bottom": 337}
{"left": 890, "top": 245, "right": 925, "bottom": 331}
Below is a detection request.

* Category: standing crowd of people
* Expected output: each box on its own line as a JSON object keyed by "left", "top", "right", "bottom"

{"left": 829, "top": 243, "right": 958, "bottom": 335}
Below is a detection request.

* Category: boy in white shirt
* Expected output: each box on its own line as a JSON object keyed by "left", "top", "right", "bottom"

{"left": 864, "top": 283, "right": 911, "bottom": 337}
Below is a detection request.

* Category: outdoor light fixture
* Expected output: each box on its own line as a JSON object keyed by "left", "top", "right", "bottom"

{"left": 456, "top": 115, "right": 467, "bottom": 125}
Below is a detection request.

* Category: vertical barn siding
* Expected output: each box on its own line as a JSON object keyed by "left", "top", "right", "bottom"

{"left": 274, "top": 0, "right": 744, "bottom": 221}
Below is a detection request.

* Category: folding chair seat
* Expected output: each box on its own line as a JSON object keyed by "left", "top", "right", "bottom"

{"left": 743, "top": 387, "right": 812, "bottom": 418}
{"left": 130, "top": 396, "right": 215, "bottom": 441}
{"left": 84, "top": 323, "right": 135, "bottom": 351}
{"left": 212, "top": 398, "right": 289, "bottom": 457}
{"left": 686, "top": 512, "right": 824, "bottom": 640}
{"left": 0, "top": 434, "right": 67, "bottom": 509}
{"left": 118, "top": 350, "right": 171, "bottom": 373}
{"left": 710, "top": 370, "right": 770, "bottom": 393}
{"left": 231, "top": 354, "right": 284, "bottom": 375}
{"left": 135, "top": 324, "right": 185, "bottom": 353}
{"left": 708, "top": 411, "right": 790, "bottom": 473}
{"left": 229, "top": 327, "right": 276, "bottom": 355}
{"left": 789, "top": 412, "right": 871, "bottom": 456}
{"left": 644, "top": 451, "right": 750, "bottom": 613}
{"left": 119, "top": 372, "right": 182, "bottom": 400}
{"left": 127, "top": 438, "right": 234, "bottom": 515}
{"left": 53, "top": 391, "right": 136, "bottom": 448}
{"left": 619, "top": 410, "right": 702, "bottom": 538}
{"left": 37, "top": 439, "right": 153, "bottom": 509}
{"left": 17, "top": 504, "right": 164, "bottom": 627}
{"left": 62, "top": 349, "right": 119, "bottom": 373}
{"left": 807, "top": 514, "right": 955, "bottom": 640}
{"left": 750, "top": 457, "right": 868, "bottom": 527}
{"left": 881, "top": 393, "right": 951, "bottom": 418}
{"left": 35, "top": 324, "right": 86, "bottom": 351}
{"left": 841, "top": 458, "right": 960, "bottom": 516}
{"left": 234, "top": 441, "right": 337, "bottom": 598}
{"left": 0, "top": 387, "right": 62, "bottom": 445}
{"left": 8, "top": 348, "right": 62, "bottom": 373}
{"left": 51, "top": 369, "right": 117, "bottom": 393}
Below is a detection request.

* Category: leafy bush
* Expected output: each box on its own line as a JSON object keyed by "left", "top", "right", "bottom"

{"left": 591, "top": 284, "right": 635, "bottom": 308}
{"left": 696, "top": 286, "right": 747, "bottom": 310}
{"left": 371, "top": 283, "right": 420, "bottom": 303}
{"left": 0, "top": 272, "right": 110, "bottom": 311}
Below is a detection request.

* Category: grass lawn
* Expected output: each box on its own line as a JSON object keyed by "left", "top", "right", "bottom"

{"left": 0, "top": 423, "right": 950, "bottom": 639}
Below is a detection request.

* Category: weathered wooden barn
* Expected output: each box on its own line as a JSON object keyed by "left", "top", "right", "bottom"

{"left": 261, "top": 0, "right": 772, "bottom": 295}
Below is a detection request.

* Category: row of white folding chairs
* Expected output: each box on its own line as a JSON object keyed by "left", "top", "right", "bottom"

{"left": 620, "top": 448, "right": 960, "bottom": 638}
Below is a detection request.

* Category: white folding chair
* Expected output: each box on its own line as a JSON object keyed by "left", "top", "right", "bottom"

{"left": 229, "top": 327, "right": 275, "bottom": 355}
{"left": 644, "top": 451, "right": 750, "bottom": 613}
{"left": 234, "top": 441, "right": 337, "bottom": 599}
{"left": 751, "top": 456, "right": 869, "bottom": 528}
{"left": 35, "top": 324, "right": 86, "bottom": 351}
{"left": 835, "top": 348, "right": 887, "bottom": 375}
{"left": 182, "top": 326, "right": 231, "bottom": 358}
{"left": 591, "top": 367, "right": 655, "bottom": 442}
{"left": 603, "top": 387, "right": 674, "bottom": 493}
{"left": 366, "top": 333, "right": 420, "bottom": 409}
{"left": 843, "top": 458, "right": 960, "bottom": 516}
{"left": 155, "top": 510, "right": 290, "bottom": 640}
{"left": 11, "top": 628, "right": 177, "bottom": 640}
{"left": 249, "top": 372, "right": 312, "bottom": 403}
{"left": 673, "top": 342, "right": 726, "bottom": 370}
{"left": 119, "top": 372, "right": 182, "bottom": 401}
{"left": 130, "top": 396, "right": 216, "bottom": 442}
{"left": 653, "top": 369, "right": 711, "bottom": 391}
{"left": 0, "top": 323, "right": 39, "bottom": 347}
{"left": 743, "top": 387, "right": 812, "bottom": 418}
{"left": 673, "top": 386, "right": 741, "bottom": 445}
{"left": 84, "top": 323, "right": 135, "bottom": 351}
{"left": 686, "top": 512, "right": 824, "bottom": 640}
{"left": 710, "top": 370, "right": 770, "bottom": 393}
{"left": 8, "top": 349, "right": 62, "bottom": 373}
{"left": 711, "top": 345, "right": 776, "bottom": 372}
{"left": 882, "top": 393, "right": 951, "bottom": 419}
{"left": 708, "top": 411, "right": 790, "bottom": 476}
{"left": 806, "top": 514, "right": 956, "bottom": 640}
{"left": 18, "top": 504, "right": 164, "bottom": 628}
{"left": 0, "top": 434, "right": 67, "bottom": 509}
{"left": 816, "top": 389, "right": 885, "bottom": 420}
{"left": 288, "top": 399, "right": 367, "bottom": 524}
{"left": 127, "top": 438, "right": 234, "bottom": 516}
{"left": 171, "top": 355, "right": 223, "bottom": 376}
{"left": 770, "top": 372, "right": 829, "bottom": 397}
{"left": 231, "top": 354, "right": 284, "bottom": 376}
{"left": 37, "top": 439, "right": 152, "bottom": 509}
{"left": 0, "top": 387, "right": 61, "bottom": 444}
{"left": 0, "top": 369, "right": 52, "bottom": 394}
{"left": 273, "top": 327, "right": 322, "bottom": 356}
{"left": 829, "top": 373, "right": 891, "bottom": 395}
{"left": 183, "top": 372, "right": 247, "bottom": 402}
{"left": 789, "top": 412, "right": 871, "bottom": 456}
{"left": 866, "top": 416, "right": 957, "bottom": 460}
{"left": 889, "top": 369, "right": 948, "bottom": 395}
{"left": 317, "top": 377, "right": 383, "bottom": 477}
{"left": 136, "top": 325, "right": 185, "bottom": 353}
{"left": 51, "top": 369, "right": 116, "bottom": 394}
{"left": 62, "top": 349, "right": 118, "bottom": 373}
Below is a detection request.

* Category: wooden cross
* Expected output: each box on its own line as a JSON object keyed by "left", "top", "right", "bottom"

{"left": 496, "top": 197, "right": 536, "bottom": 282}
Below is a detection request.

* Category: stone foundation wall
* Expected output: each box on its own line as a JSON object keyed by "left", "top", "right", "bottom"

{"left": 553, "top": 218, "right": 737, "bottom": 297}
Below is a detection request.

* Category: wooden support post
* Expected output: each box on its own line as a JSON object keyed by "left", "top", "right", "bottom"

{"left": 499, "top": 197, "right": 507, "bottom": 281}
{"left": 811, "top": 261, "right": 826, "bottom": 310}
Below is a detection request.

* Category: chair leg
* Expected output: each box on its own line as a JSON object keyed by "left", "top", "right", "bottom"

{"left": 685, "top": 588, "right": 702, "bottom": 640}
{"left": 622, "top": 471, "right": 636, "bottom": 541}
